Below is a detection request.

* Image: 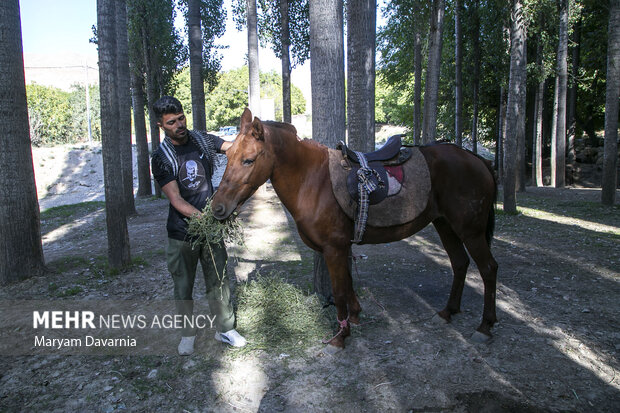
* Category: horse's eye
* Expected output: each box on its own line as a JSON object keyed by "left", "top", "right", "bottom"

{"left": 242, "top": 158, "right": 255, "bottom": 166}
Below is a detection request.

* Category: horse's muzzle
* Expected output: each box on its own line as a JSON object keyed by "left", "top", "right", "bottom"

{"left": 212, "top": 202, "right": 229, "bottom": 221}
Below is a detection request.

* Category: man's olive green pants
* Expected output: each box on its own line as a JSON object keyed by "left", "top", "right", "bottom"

{"left": 167, "top": 238, "right": 235, "bottom": 336}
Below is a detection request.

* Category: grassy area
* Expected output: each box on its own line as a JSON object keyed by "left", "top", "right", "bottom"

{"left": 41, "top": 201, "right": 105, "bottom": 221}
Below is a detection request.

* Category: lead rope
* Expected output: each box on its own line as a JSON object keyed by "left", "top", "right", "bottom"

{"left": 352, "top": 151, "right": 384, "bottom": 243}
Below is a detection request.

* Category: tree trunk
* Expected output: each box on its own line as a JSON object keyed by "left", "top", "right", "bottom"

{"left": 602, "top": 0, "right": 620, "bottom": 205}
{"left": 0, "top": 0, "right": 45, "bottom": 285}
{"left": 413, "top": 28, "right": 422, "bottom": 145}
{"left": 131, "top": 66, "right": 152, "bottom": 196}
{"left": 496, "top": 86, "right": 505, "bottom": 180}
{"left": 310, "top": 0, "right": 345, "bottom": 302}
{"left": 503, "top": 0, "right": 527, "bottom": 214}
{"left": 188, "top": 0, "right": 207, "bottom": 131}
{"left": 471, "top": 0, "right": 480, "bottom": 154}
{"left": 115, "top": 0, "right": 135, "bottom": 215}
{"left": 533, "top": 39, "right": 545, "bottom": 187}
{"left": 280, "top": 0, "right": 292, "bottom": 123}
{"left": 98, "top": 0, "right": 131, "bottom": 269}
{"left": 142, "top": 24, "right": 161, "bottom": 197}
{"left": 347, "top": 0, "right": 376, "bottom": 153}
{"left": 454, "top": 0, "right": 463, "bottom": 147}
{"left": 247, "top": 0, "right": 261, "bottom": 117}
{"left": 567, "top": 16, "right": 581, "bottom": 164}
{"left": 552, "top": 0, "right": 568, "bottom": 188}
{"left": 422, "top": 0, "right": 445, "bottom": 143}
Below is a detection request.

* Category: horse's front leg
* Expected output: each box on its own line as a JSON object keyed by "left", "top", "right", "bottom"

{"left": 323, "top": 246, "right": 360, "bottom": 348}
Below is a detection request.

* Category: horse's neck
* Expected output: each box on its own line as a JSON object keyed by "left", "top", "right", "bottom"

{"left": 268, "top": 134, "right": 325, "bottom": 216}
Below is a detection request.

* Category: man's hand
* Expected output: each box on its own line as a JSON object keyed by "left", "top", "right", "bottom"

{"left": 220, "top": 141, "right": 233, "bottom": 152}
{"left": 161, "top": 180, "right": 201, "bottom": 218}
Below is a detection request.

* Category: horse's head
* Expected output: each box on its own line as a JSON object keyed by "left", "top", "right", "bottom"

{"left": 212, "top": 108, "right": 274, "bottom": 220}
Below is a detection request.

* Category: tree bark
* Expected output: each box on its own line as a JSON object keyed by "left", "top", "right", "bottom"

{"left": 247, "top": 0, "right": 261, "bottom": 117}
{"left": 280, "top": 0, "right": 292, "bottom": 123}
{"left": 503, "top": 0, "right": 527, "bottom": 214}
{"left": 602, "top": 0, "right": 620, "bottom": 205}
{"left": 413, "top": 28, "right": 422, "bottom": 145}
{"left": 552, "top": 0, "right": 568, "bottom": 188}
{"left": 422, "top": 0, "right": 445, "bottom": 143}
{"left": 98, "top": 0, "right": 131, "bottom": 269}
{"left": 496, "top": 86, "right": 505, "bottom": 181}
{"left": 533, "top": 39, "right": 545, "bottom": 187}
{"left": 0, "top": 0, "right": 45, "bottom": 285}
{"left": 310, "top": 0, "right": 345, "bottom": 302}
{"left": 116, "top": 0, "right": 136, "bottom": 215}
{"left": 454, "top": 0, "right": 463, "bottom": 147}
{"left": 131, "top": 65, "right": 152, "bottom": 196}
{"left": 471, "top": 0, "right": 480, "bottom": 154}
{"left": 142, "top": 24, "right": 161, "bottom": 197}
{"left": 188, "top": 0, "right": 207, "bottom": 131}
{"left": 347, "top": 0, "right": 376, "bottom": 153}
{"left": 567, "top": 16, "right": 581, "bottom": 164}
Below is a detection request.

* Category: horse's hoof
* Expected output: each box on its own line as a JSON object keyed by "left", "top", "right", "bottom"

{"left": 432, "top": 313, "right": 449, "bottom": 324}
{"left": 471, "top": 331, "right": 492, "bottom": 343}
{"left": 322, "top": 344, "right": 343, "bottom": 355}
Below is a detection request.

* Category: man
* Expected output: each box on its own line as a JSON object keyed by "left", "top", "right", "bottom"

{"left": 151, "top": 96, "right": 246, "bottom": 355}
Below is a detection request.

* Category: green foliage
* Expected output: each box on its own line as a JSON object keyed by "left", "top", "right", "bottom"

{"left": 200, "top": 66, "right": 306, "bottom": 130}
{"left": 185, "top": 199, "right": 245, "bottom": 250}
{"left": 26, "top": 83, "right": 101, "bottom": 146}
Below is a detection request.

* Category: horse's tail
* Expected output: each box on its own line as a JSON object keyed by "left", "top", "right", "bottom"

{"left": 482, "top": 158, "right": 497, "bottom": 247}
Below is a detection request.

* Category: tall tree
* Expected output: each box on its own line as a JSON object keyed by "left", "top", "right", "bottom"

{"left": 130, "top": 65, "right": 152, "bottom": 196}
{"left": 454, "top": 0, "right": 463, "bottom": 147}
{"left": 532, "top": 38, "right": 545, "bottom": 187}
{"left": 178, "top": 0, "right": 226, "bottom": 131}
{"left": 248, "top": 0, "right": 261, "bottom": 117}
{"left": 422, "top": 0, "right": 445, "bottom": 143}
{"left": 602, "top": 0, "right": 620, "bottom": 205}
{"left": 116, "top": 0, "right": 136, "bottom": 215}
{"left": 309, "top": 0, "right": 345, "bottom": 302}
{"left": 234, "top": 0, "right": 309, "bottom": 123}
{"left": 187, "top": 0, "right": 207, "bottom": 131}
{"left": 503, "top": 0, "right": 527, "bottom": 214}
{"left": 413, "top": 18, "right": 423, "bottom": 145}
{"left": 127, "top": 0, "right": 185, "bottom": 197}
{"left": 566, "top": 14, "right": 581, "bottom": 164}
{"left": 470, "top": 0, "right": 481, "bottom": 154}
{"left": 0, "top": 0, "right": 45, "bottom": 285}
{"left": 98, "top": 0, "right": 132, "bottom": 269}
{"left": 551, "top": 0, "right": 568, "bottom": 188}
{"left": 347, "top": 0, "right": 376, "bottom": 152}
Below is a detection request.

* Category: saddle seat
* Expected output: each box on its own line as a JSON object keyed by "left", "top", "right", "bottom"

{"left": 337, "top": 134, "right": 406, "bottom": 164}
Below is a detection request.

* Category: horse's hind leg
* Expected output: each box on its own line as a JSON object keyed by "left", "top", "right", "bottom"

{"left": 463, "top": 235, "right": 498, "bottom": 341}
{"left": 433, "top": 218, "right": 470, "bottom": 323}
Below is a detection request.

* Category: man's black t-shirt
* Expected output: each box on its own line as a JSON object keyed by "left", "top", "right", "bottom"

{"left": 152, "top": 135, "right": 224, "bottom": 241}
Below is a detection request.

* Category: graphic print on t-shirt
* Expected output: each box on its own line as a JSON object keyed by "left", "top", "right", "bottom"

{"left": 179, "top": 159, "right": 206, "bottom": 190}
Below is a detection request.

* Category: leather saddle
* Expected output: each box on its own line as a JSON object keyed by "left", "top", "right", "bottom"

{"left": 336, "top": 134, "right": 413, "bottom": 205}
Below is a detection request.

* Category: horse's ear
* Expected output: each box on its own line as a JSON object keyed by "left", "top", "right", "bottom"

{"left": 252, "top": 116, "right": 264, "bottom": 141}
{"left": 240, "top": 108, "right": 252, "bottom": 131}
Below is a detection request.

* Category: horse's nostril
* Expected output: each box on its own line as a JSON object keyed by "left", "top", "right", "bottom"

{"left": 213, "top": 203, "right": 225, "bottom": 217}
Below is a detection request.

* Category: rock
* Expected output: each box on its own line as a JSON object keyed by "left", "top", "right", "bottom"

{"left": 147, "top": 369, "right": 158, "bottom": 379}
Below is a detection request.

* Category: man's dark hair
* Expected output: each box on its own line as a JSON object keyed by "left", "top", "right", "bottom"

{"left": 153, "top": 96, "right": 183, "bottom": 122}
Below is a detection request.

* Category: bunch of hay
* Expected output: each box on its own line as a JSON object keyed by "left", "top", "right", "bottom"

{"left": 234, "top": 272, "right": 333, "bottom": 356}
{"left": 185, "top": 200, "right": 245, "bottom": 249}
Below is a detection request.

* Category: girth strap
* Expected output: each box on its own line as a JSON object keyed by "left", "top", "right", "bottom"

{"left": 352, "top": 151, "right": 385, "bottom": 243}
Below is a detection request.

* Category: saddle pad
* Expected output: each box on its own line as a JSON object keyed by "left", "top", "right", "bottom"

{"left": 328, "top": 147, "right": 431, "bottom": 227}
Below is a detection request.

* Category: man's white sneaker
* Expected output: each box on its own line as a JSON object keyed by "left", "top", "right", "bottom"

{"left": 214, "top": 329, "right": 247, "bottom": 347}
{"left": 178, "top": 336, "right": 196, "bottom": 355}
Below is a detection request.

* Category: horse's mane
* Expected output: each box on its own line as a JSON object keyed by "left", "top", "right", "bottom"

{"left": 262, "top": 120, "right": 298, "bottom": 135}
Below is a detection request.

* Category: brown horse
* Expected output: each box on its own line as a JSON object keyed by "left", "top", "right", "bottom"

{"left": 212, "top": 108, "right": 498, "bottom": 349}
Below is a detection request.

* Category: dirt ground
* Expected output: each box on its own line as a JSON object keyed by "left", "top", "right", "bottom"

{"left": 1, "top": 144, "right": 619, "bottom": 412}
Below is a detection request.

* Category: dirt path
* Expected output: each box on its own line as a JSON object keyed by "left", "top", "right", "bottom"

{"left": 1, "top": 179, "right": 619, "bottom": 411}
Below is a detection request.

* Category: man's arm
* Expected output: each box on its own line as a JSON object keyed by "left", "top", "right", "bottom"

{"left": 161, "top": 180, "right": 201, "bottom": 218}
